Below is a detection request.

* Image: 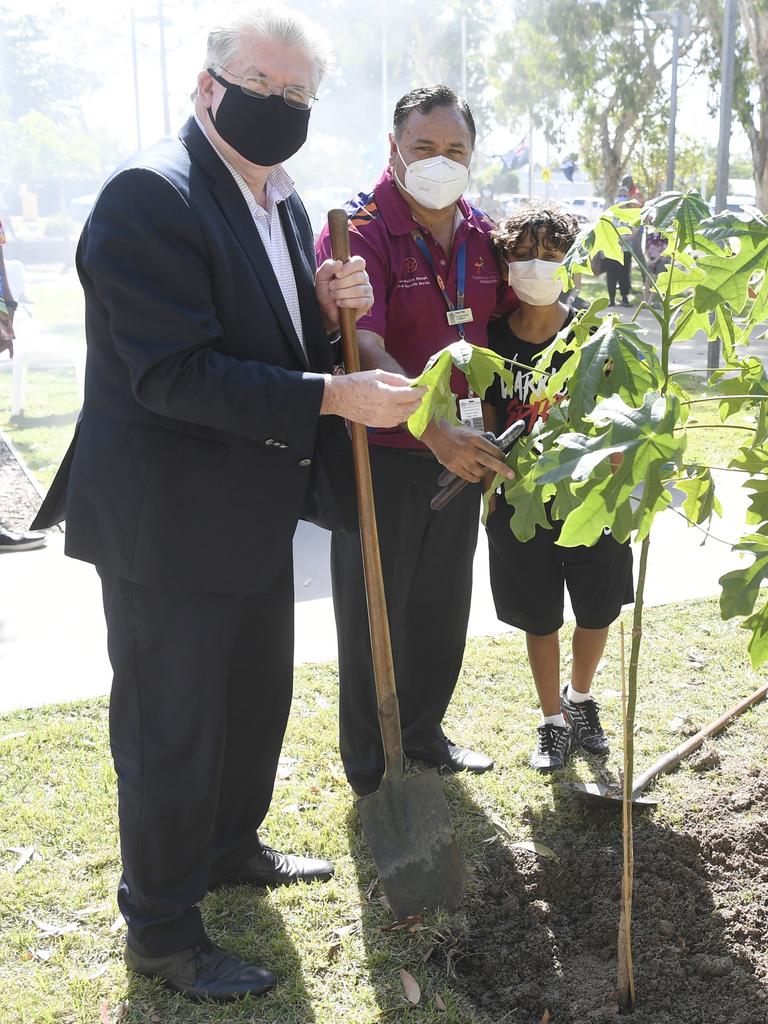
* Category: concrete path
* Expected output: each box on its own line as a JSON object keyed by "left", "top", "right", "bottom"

{"left": 0, "top": 469, "right": 751, "bottom": 714}
{"left": 1, "top": 300, "right": 764, "bottom": 714}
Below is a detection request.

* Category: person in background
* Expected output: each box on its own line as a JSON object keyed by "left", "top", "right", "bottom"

{"left": 483, "top": 203, "right": 634, "bottom": 773}
{"left": 31, "top": 5, "right": 424, "bottom": 1002}
{"left": 0, "top": 215, "right": 47, "bottom": 552}
{"left": 316, "top": 85, "right": 516, "bottom": 797}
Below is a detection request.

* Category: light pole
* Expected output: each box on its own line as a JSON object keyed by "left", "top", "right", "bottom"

{"left": 708, "top": 0, "right": 739, "bottom": 377}
{"left": 157, "top": 0, "right": 171, "bottom": 136}
{"left": 648, "top": 9, "right": 689, "bottom": 192}
{"left": 130, "top": 7, "right": 142, "bottom": 151}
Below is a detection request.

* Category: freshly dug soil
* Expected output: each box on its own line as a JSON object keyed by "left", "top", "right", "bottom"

{"left": 444, "top": 775, "right": 768, "bottom": 1023}
{"left": 0, "top": 433, "right": 45, "bottom": 531}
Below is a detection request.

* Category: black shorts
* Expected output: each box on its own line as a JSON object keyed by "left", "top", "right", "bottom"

{"left": 486, "top": 505, "right": 634, "bottom": 635}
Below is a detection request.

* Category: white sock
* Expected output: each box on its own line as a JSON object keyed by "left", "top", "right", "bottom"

{"left": 567, "top": 684, "right": 592, "bottom": 704}
{"left": 542, "top": 712, "right": 567, "bottom": 728}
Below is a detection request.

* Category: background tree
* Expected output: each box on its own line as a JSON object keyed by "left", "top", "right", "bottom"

{"left": 493, "top": 1, "right": 709, "bottom": 201}
{"left": 700, "top": 0, "right": 768, "bottom": 211}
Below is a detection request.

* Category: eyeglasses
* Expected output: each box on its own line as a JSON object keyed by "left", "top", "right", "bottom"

{"left": 208, "top": 67, "right": 318, "bottom": 110}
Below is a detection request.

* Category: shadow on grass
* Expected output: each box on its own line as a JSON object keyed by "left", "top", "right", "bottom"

{"left": 346, "top": 766, "right": 767, "bottom": 1024}
{"left": 9, "top": 411, "right": 79, "bottom": 428}
{"left": 121, "top": 887, "right": 317, "bottom": 1023}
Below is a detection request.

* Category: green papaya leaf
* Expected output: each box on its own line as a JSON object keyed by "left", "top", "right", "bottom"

{"left": 558, "top": 239, "right": 594, "bottom": 288}
{"left": 729, "top": 446, "right": 768, "bottom": 474}
{"left": 604, "top": 202, "right": 643, "bottom": 226}
{"left": 407, "top": 349, "right": 461, "bottom": 437}
{"left": 461, "top": 344, "right": 516, "bottom": 400}
{"left": 720, "top": 533, "right": 768, "bottom": 619}
{"left": 534, "top": 392, "right": 686, "bottom": 546}
{"left": 589, "top": 214, "right": 630, "bottom": 262}
{"left": 710, "top": 356, "right": 768, "bottom": 430}
{"left": 655, "top": 249, "right": 705, "bottom": 300}
{"left": 697, "top": 208, "right": 768, "bottom": 246}
{"left": 693, "top": 232, "right": 768, "bottom": 314}
{"left": 740, "top": 603, "right": 768, "bottom": 669}
{"left": 674, "top": 469, "right": 723, "bottom": 525}
{"left": 743, "top": 476, "right": 768, "bottom": 529}
{"left": 643, "top": 191, "right": 711, "bottom": 247}
{"left": 557, "top": 319, "right": 665, "bottom": 430}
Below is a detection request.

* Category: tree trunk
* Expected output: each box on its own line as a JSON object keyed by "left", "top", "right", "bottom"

{"left": 739, "top": 1, "right": 768, "bottom": 212}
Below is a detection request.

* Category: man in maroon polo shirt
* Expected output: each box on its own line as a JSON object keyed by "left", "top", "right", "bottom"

{"left": 317, "top": 84, "right": 515, "bottom": 796}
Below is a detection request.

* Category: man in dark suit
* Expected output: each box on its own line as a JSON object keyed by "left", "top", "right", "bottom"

{"left": 32, "top": 6, "right": 423, "bottom": 1003}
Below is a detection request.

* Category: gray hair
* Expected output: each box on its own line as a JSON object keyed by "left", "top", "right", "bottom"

{"left": 204, "top": 4, "right": 333, "bottom": 86}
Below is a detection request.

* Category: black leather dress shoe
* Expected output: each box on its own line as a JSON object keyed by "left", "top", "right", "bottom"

{"left": 124, "top": 938, "right": 275, "bottom": 1002}
{"left": 409, "top": 739, "right": 495, "bottom": 775}
{"left": 210, "top": 844, "right": 334, "bottom": 890}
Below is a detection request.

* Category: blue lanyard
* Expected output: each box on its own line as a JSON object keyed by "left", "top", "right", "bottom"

{"left": 411, "top": 231, "right": 467, "bottom": 340}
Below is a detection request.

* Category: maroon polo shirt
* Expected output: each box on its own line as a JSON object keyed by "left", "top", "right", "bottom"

{"left": 316, "top": 168, "right": 516, "bottom": 449}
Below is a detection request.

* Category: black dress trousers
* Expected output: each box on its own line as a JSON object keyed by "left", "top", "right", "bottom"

{"left": 331, "top": 445, "right": 480, "bottom": 796}
{"left": 98, "top": 560, "right": 294, "bottom": 956}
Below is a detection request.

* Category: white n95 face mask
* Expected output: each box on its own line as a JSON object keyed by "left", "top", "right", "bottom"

{"left": 507, "top": 258, "right": 564, "bottom": 305}
{"left": 394, "top": 145, "right": 469, "bottom": 210}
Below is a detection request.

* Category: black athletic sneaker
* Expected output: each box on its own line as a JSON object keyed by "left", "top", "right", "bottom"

{"left": 560, "top": 686, "right": 610, "bottom": 756}
{"left": 530, "top": 723, "right": 572, "bottom": 773}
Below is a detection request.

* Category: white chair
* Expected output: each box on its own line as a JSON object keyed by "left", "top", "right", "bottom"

{"left": 6, "top": 260, "right": 85, "bottom": 417}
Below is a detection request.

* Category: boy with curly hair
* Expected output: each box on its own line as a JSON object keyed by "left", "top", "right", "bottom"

{"left": 484, "top": 202, "right": 634, "bottom": 773}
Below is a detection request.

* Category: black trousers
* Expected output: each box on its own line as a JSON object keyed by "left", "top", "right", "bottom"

{"left": 98, "top": 561, "right": 294, "bottom": 956}
{"left": 605, "top": 251, "right": 632, "bottom": 302}
{"left": 331, "top": 446, "right": 480, "bottom": 795}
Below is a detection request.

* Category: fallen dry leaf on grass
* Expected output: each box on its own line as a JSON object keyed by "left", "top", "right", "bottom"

{"left": 510, "top": 840, "right": 559, "bottom": 862}
{"left": 332, "top": 923, "right": 360, "bottom": 939}
{"left": 400, "top": 968, "right": 421, "bottom": 1005}
{"left": 99, "top": 1001, "right": 110, "bottom": 1024}
{"left": 540, "top": 1011, "right": 551, "bottom": 1024}
{"left": 1, "top": 732, "right": 29, "bottom": 743}
{"left": 327, "top": 942, "right": 341, "bottom": 962}
{"left": 27, "top": 948, "right": 52, "bottom": 962}
{"left": 110, "top": 913, "right": 125, "bottom": 933}
{"left": 8, "top": 846, "right": 36, "bottom": 873}
{"left": 30, "top": 916, "right": 78, "bottom": 937}
{"left": 421, "top": 945, "right": 436, "bottom": 964}
{"left": 73, "top": 901, "right": 111, "bottom": 920}
{"left": 435, "top": 992, "right": 446, "bottom": 1012}
{"left": 381, "top": 914, "right": 422, "bottom": 933}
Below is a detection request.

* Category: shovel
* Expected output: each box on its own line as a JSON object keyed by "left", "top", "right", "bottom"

{"left": 328, "top": 209, "right": 465, "bottom": 920}
{"left": 572, "top": 680, "right": 768, "bottom": 807}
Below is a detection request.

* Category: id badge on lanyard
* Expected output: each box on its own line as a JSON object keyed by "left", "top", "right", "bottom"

{"left": 412, "top": 231, "right": 481, "bottom": 430}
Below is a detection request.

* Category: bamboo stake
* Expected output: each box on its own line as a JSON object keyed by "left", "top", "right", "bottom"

{"left": 617, "top": 535, "right": 650, "bottom": 1012}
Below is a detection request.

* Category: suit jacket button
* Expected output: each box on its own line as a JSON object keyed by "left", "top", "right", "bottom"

{"left": 299, "top": 458, "right": 312, "bottom": 467}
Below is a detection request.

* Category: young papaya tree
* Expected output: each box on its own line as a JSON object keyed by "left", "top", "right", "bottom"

{"left": 407, "top": 192, "right": 768, "bottom": 1012}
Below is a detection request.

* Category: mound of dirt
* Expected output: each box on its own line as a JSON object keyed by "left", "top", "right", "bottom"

{"left": 443, "top": 777, "right": 768, "bottom": 1023}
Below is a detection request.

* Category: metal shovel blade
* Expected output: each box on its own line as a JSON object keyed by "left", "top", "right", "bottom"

{"left": 357, "top": 768, "right": 465, "bottom": 921}
{"left": 570, "top": 781, "right": 658, "bottom": 807}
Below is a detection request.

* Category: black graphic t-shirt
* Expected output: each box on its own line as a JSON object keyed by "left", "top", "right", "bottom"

{"left": 485, "top": 308, "right": 576, "bottom": 436}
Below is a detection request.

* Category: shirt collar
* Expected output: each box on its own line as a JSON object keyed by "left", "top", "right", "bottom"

{"left": 193, "top": 113, "right": 295, "bottom": 206}
{"left": 373, "top": 166, "right": 478, "bottom": 238}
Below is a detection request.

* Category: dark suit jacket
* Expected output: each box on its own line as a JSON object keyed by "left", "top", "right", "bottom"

{"left": 33, "top": 117, "right": 353, "bottom": 595}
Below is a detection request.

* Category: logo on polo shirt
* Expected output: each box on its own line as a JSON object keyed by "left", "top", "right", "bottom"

{"left": 404, "top": 256, "right": 418, "bottom": 274}
{"left": 474, "top": 256, "right": 485, "bottom": 270}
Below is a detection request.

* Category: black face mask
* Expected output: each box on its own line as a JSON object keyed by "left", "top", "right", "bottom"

{"left": 207, "top": 70, "right": 311, "bottom": 166}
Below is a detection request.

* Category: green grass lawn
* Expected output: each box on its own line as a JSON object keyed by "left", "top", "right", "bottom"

{"left": 0, "top": 368, "right": 80, "bottom": 488}
{"left": 1, "top": 596, "right": 767, "bottom": 1024}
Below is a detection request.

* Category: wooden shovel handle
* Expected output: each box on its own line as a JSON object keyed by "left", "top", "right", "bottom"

{"left": 632, "top": 680, "right": 768, "bottom": 796}
{"left": 328, "top": 209, "right": 403, "bottom": 778}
